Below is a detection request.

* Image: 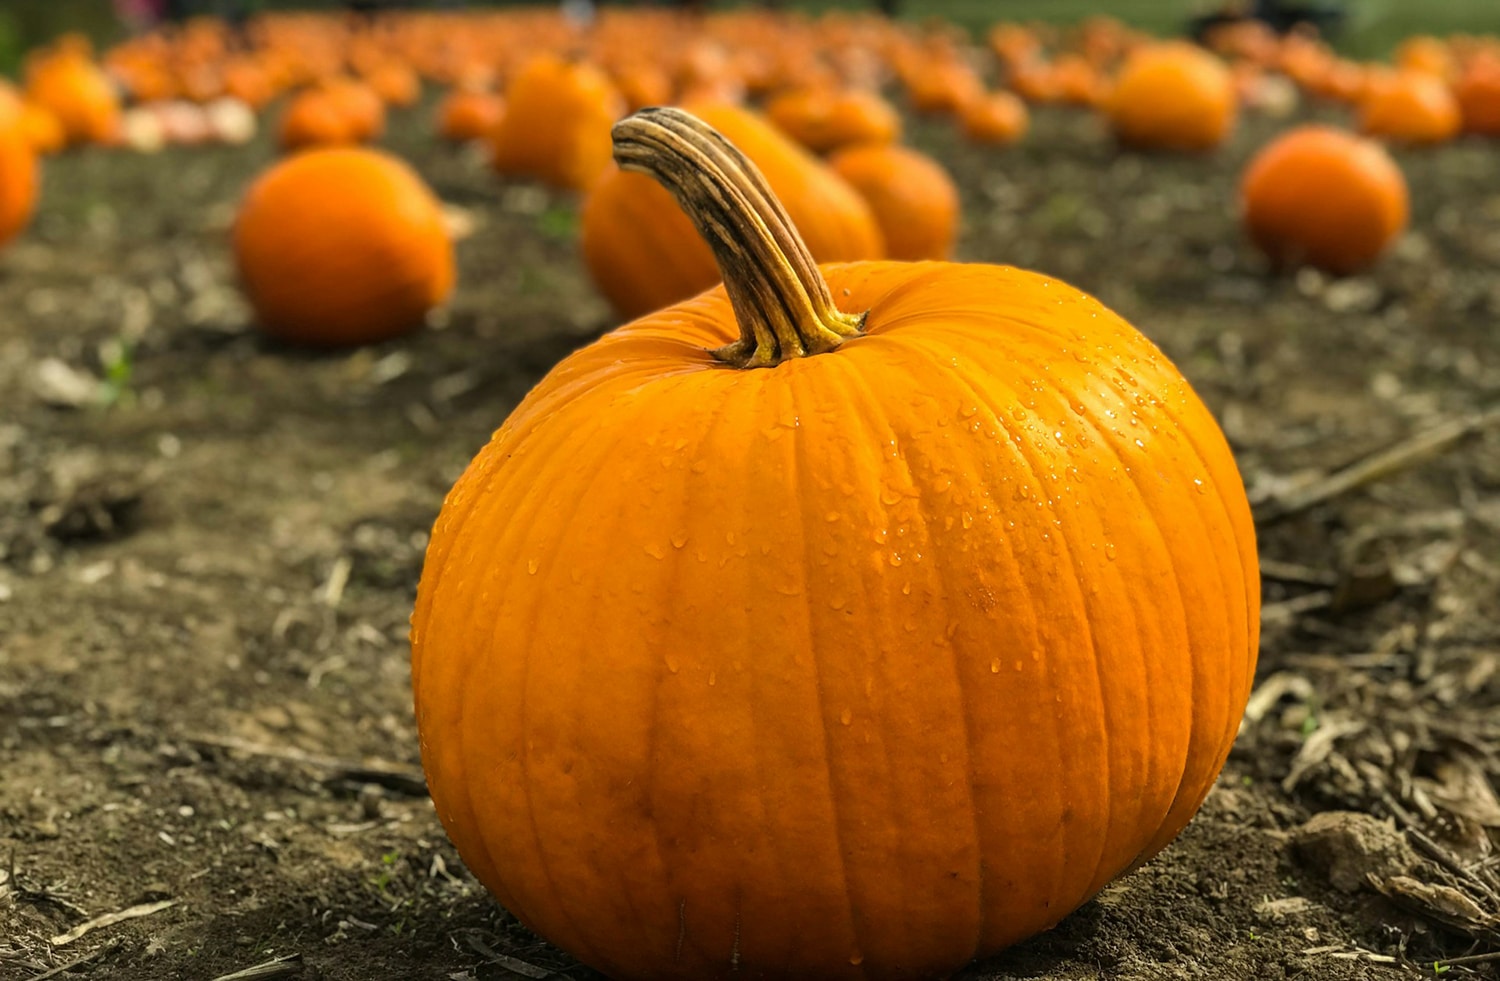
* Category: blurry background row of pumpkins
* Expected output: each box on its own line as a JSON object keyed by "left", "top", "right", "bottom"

{"left": 1, "top": 2, "right": 1498, "bottom": 347}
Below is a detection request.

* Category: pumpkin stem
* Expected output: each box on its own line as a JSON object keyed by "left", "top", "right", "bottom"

{"left": 611, "top": 107, "right": 866, "bottom": 368}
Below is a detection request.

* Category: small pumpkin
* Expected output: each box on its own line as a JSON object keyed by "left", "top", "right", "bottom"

{"left": 0, "top": 98, "right": 39, "bottom": 250}
{"left": 1358, "top": 69, "right": 1460, "bottom": 145}
{"left": 233, "top": 147, "right": 455, "bottom": 346}
{"left": 1105, "top": 42, "right": 1236, "bottom": 151}
{"left": 490, "top": 54, "right": 624, "bottom": 191}
{"left": 1241, "top": 124, "right": 1408, "bottom": 275}
{"left": 413, "top": 107, "right": 1259, "bottom": 981}
{"left": 23, "top": 42, "right": 121, "bottom": 147}
{"left": 364, "top": 63, "right": 422, "bottom": 108}
{"left": 580, "top": 102, "right": 883, "bottom": 319}
{"left": 828, "top": 142, "right": 959, "bottom": 261}
{"left": 20, "top": 100, "right": 66, "bottom": 156}
{"left": 437, "top": 88, "right": 505, "bottom": 144}
{"left": 1454, "top": 55, "right": 1500, "bottom": 136}
{"left": 960, "top": 90, "right": 1030, "bottom": 145}
{"left": 764, "top": 87, "right": 901, "bottom": 154}
{"left": 278, "top": 88, "right": 357, "bottom": 151}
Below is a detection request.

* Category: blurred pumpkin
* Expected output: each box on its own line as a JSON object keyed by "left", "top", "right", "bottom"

{"left": 437, "top": 89, "right": 505, "bottom": 143}
{"left": 365, "top": 63, "right": 422, "bottom": 108}
{"left": 1105, "top": 42, "right": 1236, "bottom": 151}
{"left": 610, "top": 62, "right": 673, "bottom": 112}
{"left": 24, "top": 43, "right": 121, "bottom": 146}
{"left": 1394, "top": 35, "right": 1456, "bottom": 81}
{"left": 20, "top": 101, "right": 66, "bottom": 155}
{"left": 580, "top": 101, "right": 883, "bottom": 319}
{"left": 1241, "top": 124, "right": 1408, "bottom": 275}
{"left": 829, "top": 143, "right": 958, "bottom": 260}
{"left": 413, "top": 107, "right": 1260, "bottom": 981}
{"left": 234, "top": 147, "right": 455, "bottom": 345}
{"left": 320, "top": 77, "right": 385, "bottom": 142}
{"left": 904, "top": 58, "right": 983, "bottom": 115}
{"left": 491, "top": 54, "right": 624, "bottom": 190}
{"left": 1358, "top": 69, "right": 1460, "bottom": 145}
{"left": 764, "top": 87, "right": 901, "bottom": 154}
{"left": 0, "top": 99, "right": 39, "bottom": 249}
{"left": 1454, "top": 55, "right": 1500, "bottom": 136}
{"left": 961, "top": 90, "right": 1030, "bottom": 145}
{"left": 278, "top": 88, "right": 358, "bottom": 151}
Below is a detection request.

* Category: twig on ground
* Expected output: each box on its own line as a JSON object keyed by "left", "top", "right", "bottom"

{"left": 26, "top": 939, "right": 121, "bottom": 981}
{"left": 49, "top": 900, "right": 176, "bottom": 947}
{"left": 184, "top": 733, "right": 427, "bottom": 797}
{"left": 208, "top": 953, "right": 305, "bottom": 980}
{"left": 1254, "top": 409, "right": 1500, "bottom": 524}
{"left": 1408, "top": 828, "right": 1500, "bottom": 907}
{"left": 461, "top": 933, "right": 554, "bottom": 978}
{"left": 1433, "top": 949, "right": 1500, "bottom": 969}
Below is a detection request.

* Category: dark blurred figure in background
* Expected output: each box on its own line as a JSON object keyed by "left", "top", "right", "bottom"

{"left": 1190, "top": 0, "right": 1346, "bottom": 41}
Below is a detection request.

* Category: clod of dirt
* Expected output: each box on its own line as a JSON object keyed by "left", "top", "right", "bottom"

{"left": 1292, "top": 811, "right": 1419, "bottom": 893}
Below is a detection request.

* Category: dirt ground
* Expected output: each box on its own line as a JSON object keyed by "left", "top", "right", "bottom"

{"left": 1, "top": 97, "right": 1498, "bottom": 981}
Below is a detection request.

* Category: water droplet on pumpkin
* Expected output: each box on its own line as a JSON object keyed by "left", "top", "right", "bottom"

{"left": 671, "top": 532, "right": 688, "bottom": 548}
{"left": 644, "top": 543, "right": 665, "bottom": 559}
{"left": 527, "top": 559, "right": 538, "bottom": 575}
{"left": 825, "top": 511, "right": 840, "bottom": 523}
{"left": 1104, "top": 543, "right": 1117, "bottom": 560}
{"left": 850, "top": 953, "right": 864, "bottom": 966}
{"left": 1194, "top": 478, "right": 1207, "bottom": 494}
{"left": 708, "top": 671, "right": 716, "bottom": 686}
{"left": 901, "top": 582, "right": 911, "bottom": 595}
{"left": 830, "top": 597, "right": 847, "bottom": 611}
{"left": 840, "top": 708, "right": 852, "bottom": 726}
{"left": 990, "top": 658, "right": 1001, "bottom": 673}
{"left": 961, "top": 512, "right": 974, "bottom": 529}
{"left": 961, "top": 404, "right": 978, "bottom": 418}
{"left": 889, "top": 552, "right": 903, "bottom": 567}
{"left": 1134, "top": 439, "right": 1145, "bottom": 449}
{"left": 665, "top": 655, "right": 680, "bottom": 674}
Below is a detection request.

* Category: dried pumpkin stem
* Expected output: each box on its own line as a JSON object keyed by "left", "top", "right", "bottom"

{"left": 611, "top": 107, "right": 866, "bottom": 369}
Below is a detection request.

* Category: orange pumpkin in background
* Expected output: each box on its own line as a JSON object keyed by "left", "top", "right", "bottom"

{"left": 437, "top": 89, "right": 505, "bottom": 143}
{"left": 962, "top": 90, "right": 1030, "bottom": 144}
{"left": 1358, "top": 69, "right": 1460, "bottom": 145}
{"left": 20, "top": 101, "right": 66, "bottom": 155}
{"left": 581, "top": 102, "right": 883, "bottom": 319}
{"left": 904, "top": 58, "right": 983, "bottom": 115}
{"left": 829, "top": 143, "right": 959, "bottom": 261}
{"left": 24, "top": 38, "right": 121, "bottom": 146}
{"left": 610, "top": 61, "right": 674, "bottom": 112}
{"left": 320, "top": 77, "right": 386, "bottom": 141}
{"left": 278, "top": 88, "right": 357, "bottom": 151}
{"left": 0, "top": 98, "right": 40, "bottom": 250}
{"left": 413, "top": 107, "right": 1260, "bottom": 981}
{"left": 764, "top": 87, "right": 901, "bottom": 154}
{"left": 1241, "top": 124, "right": 1408, "bottom": 275}
{"left": 1454, "top": 55, "right": 1500, "bottom": 136}
{"left": 1105, "top": 41, "right": 1236, "bottom": 151}
{"left": 1394, "top": 35, "right": 1456, "bottom": 80}
{"left": 491, "top": 54, "right": 625, "bottom": 190}
{"left": 234, "top": 147, "right": 455, "bottom": 346}
{"left": 365, "top": 63, "right": 422, "bottom": 107}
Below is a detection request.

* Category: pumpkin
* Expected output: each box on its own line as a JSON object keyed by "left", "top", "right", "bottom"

{"left": 413, "top": 107, "right": 1260, "bottom": 981}
{"left": 828, "top": 143, "right": 958, "bottom": 261}
{"left": 233, "top": 147, "right": 455, "bottom": 346}
{"left": 491, "top": 54, "right": 624, "bottom": 191}
{"left": 1241, "top": 124, "right": 1408, "bottom": 275}
{"left": 1454, "top": 55, "right": 1500, "bottom": 136}
{"left": 610, "top": 62, "right": 674, "bottom": 113}
{"left": 960, "top": 90, "right": 1030, "bottom": 145}
{"left": 365, "top": 63, "right": 422, "bottom": 108}
{"left": 23, "top": 43, "right": 121, "bottom": 146}
{"left": 764, "top": 87, "right": 901, "bottom": 154}
{"left": 904, "top": 57, "right": 983, "bottom": 115}
{"left": 1358, "top": 69, "right": 1460, "bottom": 145}
{"left": 580, "top": 101, "right": 883, "bottom": 319}
{"left": 437, "top": 89, "right": 505, "bottom": 144}
{"left": 20, "top": 101, "right": 66, "bottom": 156}
{"left": 1104, "top": 42, "right": 1236, "bottom": 151}
{"left": 0, "top": 100, "right": 39, "bottom": 250}
{"left": 320, "top": 77, "right": 386, "bottom": 142}
{"left": 1394, "top": 35, "right": 1455, "bottom": 81}
{"left": 278, "top": 88, "right": 357, "bottom": 151}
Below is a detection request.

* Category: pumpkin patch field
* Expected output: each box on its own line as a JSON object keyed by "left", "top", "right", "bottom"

{"left": 2, "top": 5, "right": 1500, "bottom": 980}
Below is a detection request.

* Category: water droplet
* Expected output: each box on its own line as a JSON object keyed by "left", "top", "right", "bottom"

{"left": 1194, "top": 478, "right": 1207, "bottom": 494}
{"left": 708, "top": 671, "right": 717, "bottom": 686}
{"left": 527, "top": 559, "right": 539, "bottom": 575}
{"left": 830, "top": 597, "right": 847, "bottom": 611}
{"left": 961, "top": 404, "right": 979, "bottom": 418}
{"left": 645, "top": 543, "right": 665, "bottom": 559}
{"left": 872, "top": 528, "right": 888, "bottom": 545}
{"left": 1134, "top": 438, "right": 1145, "bottom": 449}
{"left": 990, "top": 658, "right": 1001, "bottom": 673}
{"left": 901, "top": 582, "right": 911, "bottom": 595}
{"left": 889, "top": 552, "right": 903, "bottom": 567}
{"left": 1104, "top": 543, "right": 1117, "bottom": 561}
{"left": 961, "top": 512, "right": 974, "bottom": 529}
{"left": 825, "top": 511, "right": 841, "bottom": 523}
{"left": 671, "top": 532, "right": 689, "bottom": 548}
{"left": 840, "top": 708, "right": 853, "bottom": 726}
{"left": 665, "top": 655, "right": 680, "bottom": 674}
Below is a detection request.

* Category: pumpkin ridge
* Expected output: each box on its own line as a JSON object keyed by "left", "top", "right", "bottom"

{"left": 826, "top": 353, "right": 989, "bottom": 965}
{"left": 883, "top": 335, "right": 1119, "bottom": 931}
{"left": 1066, "top": 361, "right": 1248, "bottom": 865}
{"left": 784, "top": 369, "right": 873, "bottom": 976}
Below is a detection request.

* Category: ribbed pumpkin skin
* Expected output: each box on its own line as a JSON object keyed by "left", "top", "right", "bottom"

{"left": 829, "top": 144, "right": 959, "bottom": 261}
{"left": 234, "top": 148, "right": 454, "bottom": 346}
{"left": 491, "top": 55, "right": 624, "bottom": 191}
{"left": 412, "top": 261, "right": 1260, "bottom": 981}
{"left": 581, "top": 104, "right": 884, "bottom": 319}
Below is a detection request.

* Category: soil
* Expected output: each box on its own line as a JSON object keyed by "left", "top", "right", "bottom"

{"left": 2, "top": 100, "right": 1498, "bottom": 981}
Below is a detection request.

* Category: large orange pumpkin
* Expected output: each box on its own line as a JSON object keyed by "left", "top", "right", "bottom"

{"left": 1358, "top": 69, "right": 1460, "bottom": 145}
{"left": 0, "top": 99, "right": 40, "bottom": 250}
{"left": 1241, "top": 125, "right": 1408, "bottom": 275}
{"left": 828, "top": 143, "right": 959, "bottom": 261}
{"left": 1104, "top": 41, "right": 1236, "bottom": 151}
{"left": 580, "top": 102, "right": 883, "bottom": 319}
{"left": 412, "top": 107, "right": 1260, "bottom": 981}
{"left": 233, "top": 147, "right": 455, "bottom": 346}
{"left": 491, "top": 54, "right": 624, "bottom": 191}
